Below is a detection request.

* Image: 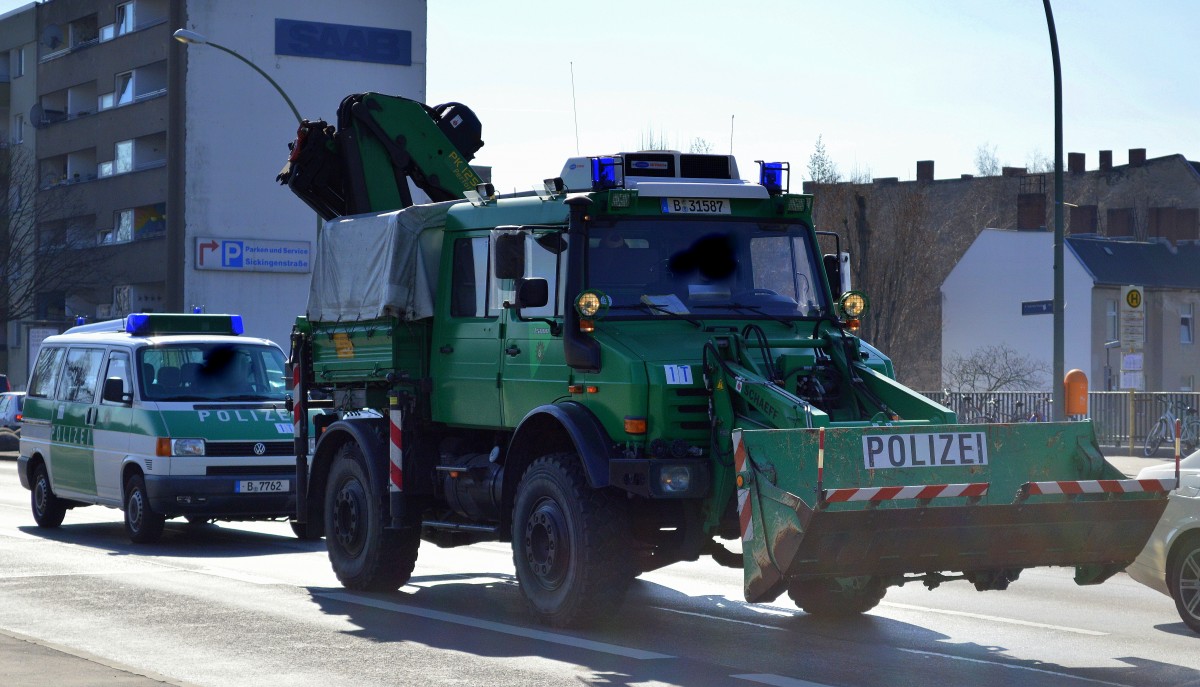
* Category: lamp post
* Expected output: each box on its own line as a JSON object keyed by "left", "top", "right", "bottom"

{"left": 173, "top": 29, "right": 302, "bottom": 124}
{"left": 1043, "top": 0, "right": 1065, "bottom": 421}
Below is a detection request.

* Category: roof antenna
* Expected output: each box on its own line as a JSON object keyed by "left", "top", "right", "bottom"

{"left": 570, "top": 62, "right": 580, "bottom": 155}
{"left": 729, "top": 114, "right": 735, "bottom": 154}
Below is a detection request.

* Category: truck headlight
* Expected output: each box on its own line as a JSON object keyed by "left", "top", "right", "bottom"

{"left": 659, "top": 465, "right": 692, "bottom": 493}
{"left": 575, "top": 289, "right": 610, "bottom": 318}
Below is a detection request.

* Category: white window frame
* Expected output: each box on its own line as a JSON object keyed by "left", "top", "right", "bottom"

{"left": 1183, "top": 303, "right": 1194, "bottom": 345}
{"left": 115, "top": 2, "right": 135, "bottom": 37}
{"left": 1105, "top": 299, "right": 1118, "bottom": 341}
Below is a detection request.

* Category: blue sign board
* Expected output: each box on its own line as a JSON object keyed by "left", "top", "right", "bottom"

{"left": 1021, "top": 300, "right": 1054, "bottom": 316}
{"left": 275, "top": 19, "right": 412, "bottom": 66}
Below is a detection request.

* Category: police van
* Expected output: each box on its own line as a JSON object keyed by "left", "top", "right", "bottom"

{"left": 17, "top": 313, "right": 307, "bottom": 543}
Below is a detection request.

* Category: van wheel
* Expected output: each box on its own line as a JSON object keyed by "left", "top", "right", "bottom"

{"left": 788, "top": 576, "right": 886, "bottom": 616}
{"left": 290, "top": 520, "right": 321, "bottom": 540}
{"left": 324, "top": 442, "right": 419, "bottom": 590}
{"left": 31, "top": 463, "right": 66, "bottom": 528}
{"left": 512, "top": 453, "right": 636, "bottom": 627}
{"left": 124, "top": 474, "right": 165, "bottom": 544}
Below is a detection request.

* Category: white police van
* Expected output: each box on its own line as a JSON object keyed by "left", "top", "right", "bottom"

{"left": 17, "top": 313, "right": 309, "bottom": 543}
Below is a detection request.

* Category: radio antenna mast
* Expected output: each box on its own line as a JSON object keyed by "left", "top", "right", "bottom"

{"left": 729, "top": 114, "right": 735, "bottom": 154}
{"left": 570, "top": 62, "right": 580, "bottom": 154}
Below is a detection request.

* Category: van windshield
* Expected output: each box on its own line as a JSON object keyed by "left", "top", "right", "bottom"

{"left": 138, "top": 343, "right": 288, "bottom": 402}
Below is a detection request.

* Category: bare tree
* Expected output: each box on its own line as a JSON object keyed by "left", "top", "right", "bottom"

{"left": 688, "top": 137, "right": 713, "bottom": 154}
{"left": 807, "top": 135, "right": 841, "bottom": 184}
{"left": 943, "top": 343, "right": 1049, "bottom": 392}
{"left": 1025, "top": 148, "right": 1053, "bottom": 174}
{"left": 0, "top": 146, "right": 108, "bottom": 325}
{"left": 636, "top": 127, "right": 672, "bottom": 151}
{"left": 974, "top": 143, "right": 1000, "bottom": 176}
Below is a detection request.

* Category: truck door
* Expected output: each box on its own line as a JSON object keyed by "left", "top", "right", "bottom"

{"left": 92, "top": 350, "right": 133, "bottom": 504}
{"left": 430, "top": 235, "right": 503, "bottom": 428}
{"left": 51, "top": 346, "right": 105, "bottom": 497}
{"left": 500, "top": 230, "right": 569, "bottom": 425}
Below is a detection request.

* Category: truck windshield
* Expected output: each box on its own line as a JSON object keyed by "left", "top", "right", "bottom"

{"left": 586, "top": 218, "right": 828, "bottom": 319}
{"left": 138, "top": 343, "right": 288, "bottom": 402}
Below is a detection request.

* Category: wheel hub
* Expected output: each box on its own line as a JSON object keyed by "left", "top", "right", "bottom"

{"left": 127, "top": 490, "right": 144, "bottom": 531}
{"left": 1182, "top": 549, "right": 1200, "bottom": 622}
{"left": 333, "top": 482, "right": 365, "bottom": 553}
{"left": 525, "top": 499, "right": 569, "bottom": 589}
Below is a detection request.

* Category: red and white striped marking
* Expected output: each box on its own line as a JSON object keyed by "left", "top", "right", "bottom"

{"left": 733, "top": 430, "right": 753, "bottom": 542}
{"left": 823, "top": 482, "right": 989, "bottom": 504}
{"left": 1020, "top": 478, "right": 1174, "bottom": 497}
{"left": 388, "top": 400, "right": 403, "bottom": 493}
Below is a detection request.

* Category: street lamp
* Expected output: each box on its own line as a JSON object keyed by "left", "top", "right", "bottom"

{"left": 173, "top": 29, "right": 302, "bottom": 124}
{"left": 1043, "top": 0, "right": 1065, "bottom": 421}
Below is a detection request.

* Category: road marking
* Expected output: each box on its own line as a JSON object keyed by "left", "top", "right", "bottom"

{"left": 317, "top": 592, "right": 673, "bottom": 660}
{"left": 882, "top": 601, "right": 1108, "bottom": 636}
{"left": 732, "top": 675, "right": 837, "bottom": 687}
{"left": 651, "top": 606, "right": 785, "bottom": 631}
{"left": 897, "top": 648, "right": 1131, "bottom": 686}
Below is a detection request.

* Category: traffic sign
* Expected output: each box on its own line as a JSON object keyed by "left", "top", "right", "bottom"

{"left": 196, "top": 238, "right": 311, "bottom": 273}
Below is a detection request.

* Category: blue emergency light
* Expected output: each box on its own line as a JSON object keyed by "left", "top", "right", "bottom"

{"left": 591, "top": 156, "right": 622, "bottom": 190}
{"left": 125, "top": 313, "right": 244, "bottom": 336}
{"left": 757, "top": 161, "right": 789, "bottom": 195}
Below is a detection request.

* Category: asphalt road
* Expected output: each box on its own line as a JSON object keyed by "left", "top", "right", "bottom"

{"left": 0, "top": 449, "right": 1193, "bottom": 687}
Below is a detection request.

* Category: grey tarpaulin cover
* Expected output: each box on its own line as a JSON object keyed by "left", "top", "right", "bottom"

{"left": 307, "top": 201, "right": 455, "bottom": 322}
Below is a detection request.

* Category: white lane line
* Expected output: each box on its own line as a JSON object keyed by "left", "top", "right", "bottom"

{"left": 897, "top": 648, "right": 1131, "bottom": 686}
{"left": 651, "top": 606, "right": 785, "bottom": 631}
{"left": 732, "top": 675, "right": 838, "bottom": 687}
{"left": 317, "top": 592, "right": 673, "bottom": 660}
{"left": 882, "top": 601, "right": 1108, "bottom": 636}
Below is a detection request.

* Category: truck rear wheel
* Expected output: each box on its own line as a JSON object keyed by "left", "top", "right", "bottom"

{"left": 512, "top": 453, "right": 635, "bottom": 627}
{"left": 324, "top": 442, "right": 420, "bottom": 591}
{"left": 788, "top": 576, "right": 886, "bottom": 616}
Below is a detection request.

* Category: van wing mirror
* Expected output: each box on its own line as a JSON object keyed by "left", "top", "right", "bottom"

{"left": 102, "top": 376, "right": 132, "bottom": 405}
{"left": 515, "top": 278, "right": 549, "bottom": 309}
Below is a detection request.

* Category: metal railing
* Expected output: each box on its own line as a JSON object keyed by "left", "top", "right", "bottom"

{"left": 917, "top": 390, "right": 1200, "bottom": 449}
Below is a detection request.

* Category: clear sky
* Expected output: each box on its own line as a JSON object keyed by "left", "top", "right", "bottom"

{"left": 426, "top": 0, "right": 1198, "bottom": 192}
{"left": 4, "top": 1, "right": 1193, "bottom": 193}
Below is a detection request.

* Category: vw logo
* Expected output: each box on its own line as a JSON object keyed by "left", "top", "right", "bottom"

{"left": 253, "top": 442, "right": 267, "bottom": 456}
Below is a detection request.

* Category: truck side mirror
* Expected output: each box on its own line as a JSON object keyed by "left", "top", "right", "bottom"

{"left": 515, "top": 278, "right": 549, "bottom": 308}
{"left": 102, "top": 376, "right": 132, "bottom": 405}
{"left": 495, "top": 234, "right": 526, "bottom": 279}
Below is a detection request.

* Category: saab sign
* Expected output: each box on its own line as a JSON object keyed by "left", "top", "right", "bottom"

{"left": 196, "top": 238, "right": 311, "bottom": 273}
{"left": 275, "top": 19, "right": 412, "bottom": 66}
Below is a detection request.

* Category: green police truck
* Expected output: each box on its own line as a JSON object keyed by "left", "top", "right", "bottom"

{"left": 282, "top": 95, "right": 1172, "bottom": 627}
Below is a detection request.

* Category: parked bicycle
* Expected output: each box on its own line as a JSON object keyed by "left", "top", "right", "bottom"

{"left": 1143, "top": 398, "right": 1200, "bottom": 456}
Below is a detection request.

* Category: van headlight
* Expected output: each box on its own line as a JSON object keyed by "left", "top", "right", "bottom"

{"left": 171, "top": 438, "right": 205, "bottom": 456}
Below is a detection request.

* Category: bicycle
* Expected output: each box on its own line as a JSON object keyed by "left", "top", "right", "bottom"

{"left": 1143, "top": 398, "right": 1200, "bottom": 456}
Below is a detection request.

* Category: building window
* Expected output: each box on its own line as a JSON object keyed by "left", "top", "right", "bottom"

{"left": 1183, "top": 304, "right": 1194, "bottom": 345}
{"left": 12, "top": 114, "right": 23, "bottom": 144}
{"left": 1183, "top": 375, "right": 1195, "bottom": 392}
{"left": 1106, "top": 299, "right": 1118, "bottom": 341}
{"left": 114, "top": 140, "right": 133, "bottom": 174}
{"left": 115, "top": 2, "right": 134, "bottom": 36}
{"left": 14, "top": 46, "right": 23, "bottom": 77}
{"left": 115, "top": 71, "right": 134, "bottom": 106}
{"left": 113, "top": 209, "right": 133, "bottom": 243}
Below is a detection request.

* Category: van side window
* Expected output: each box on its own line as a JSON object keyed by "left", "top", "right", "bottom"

{"left": 59, "top": 348, "right": 105, "bottom": 404}
{"left": 101, "top": 352, "right": 132, "bottom": 404}
{"left": 28, "top": 346, "right": 65, "bottom": 398}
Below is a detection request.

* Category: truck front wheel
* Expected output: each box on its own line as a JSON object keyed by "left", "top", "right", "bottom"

{"left": 788, "top": 575, "right": 886, "bottom": 616}
{"left": 512, "top": 453, "right": 635, "bottom": 627}
{"left": 324, "top": 442, "right": 420, "bottom": 591}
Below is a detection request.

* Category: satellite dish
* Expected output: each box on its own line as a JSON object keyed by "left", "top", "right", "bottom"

{"left": 39, "top": 24, "right": 62, "bottom": 50}
{"left": 29, "top": 103, "right": 45, "bottom": 129}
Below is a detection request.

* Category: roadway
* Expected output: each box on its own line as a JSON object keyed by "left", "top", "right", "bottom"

{"left": 0, "top": 451, "right": 1194, "bottom": 687}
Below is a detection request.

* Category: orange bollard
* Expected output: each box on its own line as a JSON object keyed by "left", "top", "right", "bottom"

{"left": 1064, "top": 369, "right": 1088, "bottom": 416}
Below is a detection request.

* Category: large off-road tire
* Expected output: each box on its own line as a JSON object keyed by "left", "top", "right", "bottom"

{"left": 124, "top": 473, "right": 165, "bottom": 544}
{"left": 512, "top": 453, "right": 636, "bottom": 628}
{"left": 1144, "top": 418, "right": 1169, "bottom": 457}
{"left": 1167, "top": 532, "right": 1200, "bottom": 634}
{"left": 788, "top": 576, "right": 886, "bottom": 616}
{"left": 31, "top": 463, "right": 66, "bottom": 528}
{"left": 324, "top": 442, "right": 419, "bottom": 591}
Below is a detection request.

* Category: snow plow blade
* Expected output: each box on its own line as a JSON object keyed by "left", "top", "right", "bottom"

{"left": 732, "top": 422, "right": 1171, "bottom": 604}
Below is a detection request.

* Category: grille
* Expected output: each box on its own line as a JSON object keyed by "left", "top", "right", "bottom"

{"left": 206, "top": 465, "right": 295, "bottom": 476}
{"left": 205, "top": 441, "right": 293, "bottom": 457}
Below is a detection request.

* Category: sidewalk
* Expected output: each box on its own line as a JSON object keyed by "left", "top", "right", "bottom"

{"left": 0, "top": 629, "right": 187, "bottom": 686}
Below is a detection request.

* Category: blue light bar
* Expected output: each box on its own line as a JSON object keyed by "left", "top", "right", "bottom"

{"left": 757, "top": 161, "right": 789, "bottom": 195}
{"left": 124, "top": 313, "right": 244, "bottom": 336}
{"left": 590, "top": 156, "right": 621, "bottom": 190}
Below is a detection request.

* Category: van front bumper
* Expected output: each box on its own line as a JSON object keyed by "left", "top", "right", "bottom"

{"left": 144, "top": 474, "right": 296, "bottom": 519}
